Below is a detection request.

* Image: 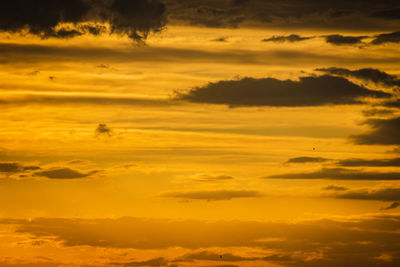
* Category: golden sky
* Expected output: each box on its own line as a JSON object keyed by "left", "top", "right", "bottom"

{"left": 1, "top": 0, "right": 400, "bottom": 266}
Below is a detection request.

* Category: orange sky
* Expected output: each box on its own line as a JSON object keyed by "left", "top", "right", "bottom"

{"left": 1, "top": 1, "right": 400, "bottom": 266}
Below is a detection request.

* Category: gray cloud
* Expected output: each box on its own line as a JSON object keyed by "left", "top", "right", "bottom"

{"left": 190, "top": 174, "right": 234, "bottom": 182}
{"left": 0, "top": 0, "right": 166, "bottom": 41}
{"left": 323, "top": 185, "right": 348, "bottom": 191}
{"left": 362, "top": 109, "right": 395, "bottom": 117}
{"left": 163, "top": 189, "right": 262, "bottom": 201}
{"left": 323, "top": 34, "right": 367, "bottom": 45}
{"left": 0, "top": 94, "right": 171, "bottom": 107}
{"left": 0, "top": 162, "right": 40, "bottom": 173}
{"left": 176, "top": 75, "right": 391, "bottom": 107}
{"left": 381, "top": 202, "right": 400, "bottom": 210}
{"left": 165, "top": 0, "right": 400, "bottom": 32}
{"left": 371, "top": 8, "right": 400, "bottom": 20}
{"left": 337, "top": 158, "right": 400, "bottom": 167}
{"left": 3, "top": 215, "right": 400, "bottom": 266}
{"left": 372, "top": 31, "right": 400, "bottom": 45}
{"left": 95, "top": 123, "right": 112, "bottom": 137}
{"left": 316, "top": 67, "right": 400, "bottom": 88}
{"left": 336, "top": 188, "right": 400, "bottom": 202}
{"left": 262, "top": 34, "right": 313, "bottom": 43}
{"left": 286, "top": 156, "right": 330, "bottom": 164}
{"left": 351, "top": 117, "right": 400, "bottom": 145}
{"left": 35, "top": 168, "right": 98, "bottom": 179}
{"left": 267, "top": 167, "right": 400, "bottom": 180}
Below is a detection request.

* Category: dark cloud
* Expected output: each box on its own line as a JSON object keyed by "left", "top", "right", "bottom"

{"left": 115, "top": 257, "right": 168, "bottom": 267}
{"left": 0, "top": 0, "right": 166, "bottom": 41}
{"left": 262, "top": 34, "right": 313, "bottom": 43}
{"left": 4, "top": 215, "right": 400, "bottom": 266}
{"left": 316, "top": 67, "right": 400, "bottom": 88}
{"left": 190, "top": 174, "right": 234, "bottom": 182}
{"left": 371, "top": 8, "right": 400, "bottom": 20}
{"left": 337, "top": 158, "right": 400, "bottom": 167}
{"left": 35, "top": 168, "right": 98, "bottom": 179}
{"left": 371, "top": 31, "right": 400, "bottom": 45}
{"left": 176, "top": 75, "right": 391, "bottom": 107}
{"left": 336, "top": 188, "right": 400, "bottom": 202}
{"left": 165, "top": 0, "right": 400, "bottom": 32}
{"left": 362, "top": 109, "right": 395, "bottom": 117}
{"left": 381, "top": 202, "right": 400, "bottom": 210}
{"left": 323, "top": 34, "right": 367, "bottom": 45}
{"left": 0, "top": 162, "right": 40, "bottom": 173}
{"left": 323, "top": 185, "right": 348, "bottom": 191}
{"left": 384, "top": 100, "right": 400, "bottom": 109}
{"left": 174, "top": 250, "right": 292, "bottom": 263}
{"left": 0, "top": 94, "right": 171, "bottom": 107}
{"left": 351, "top": 117, "right": 400, "bottom": 145}
{"left": 95, "top": 123, "right": 112, "bottom": 137}
{"left": 286, "top": 156, "right": 330, "bottom": 164}
{"left": 163, "top": 189, "right": 262, "bottom": 201}
{"left": 267, "top": 167, "right": 400, "bottom": 180}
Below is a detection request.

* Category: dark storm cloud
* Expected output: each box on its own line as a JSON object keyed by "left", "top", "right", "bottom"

{"left": 267, "top": 167, "right": 400, "bottom": 180}
{"left": 0, "top": 0, "right": 166, "bottom": 41}
{"left": 4, "top": 215, "right": 400, "bottom": 266}
{"left": 35, "top": 168, "right": 98, "bottom": 179}
{"left": 336, "top": 188, "right": 400, "bottom": 202}
{"left": 262, "top": 34, "right": 313, "bottom": 43}
{"left": 371, "top": 31, "right": 400, "bottom": 45}
{"left": 322, "top": 185, "right": 348, "bottom": 191}
{"left": 337, "top": 158, "right": 400, "bottom": 167}
{"left": 323, "top": 34, "right": 367, "bottom": 45}
{"left": 163, "top": 189, "right": 262, "bottom": 201}
{"left": 164, "top": 0, "right": 400, "bottom": 32}
{"left": 0, "top": 162, "right": 40, "bottom": 173}
{"left": 286, "top": 156, "right": 330, "bottom": 164}
{"left": 176, "top": 75, "right": 391, "bottom": 107}
{"left": 316, "top": 67, "right": 400, "bottom": 88}
{"left": 351, "top": 117, "right": 400, "bottom": 145}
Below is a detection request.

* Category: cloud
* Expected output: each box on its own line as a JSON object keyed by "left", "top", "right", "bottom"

{"left": 323, "top": 34, "right": 367, "bottom": 45}
{"left": 336, "top": 187, "right": 400, "bottom": 202}
{"left": 381, "top": 202, "right": 400, "bottom": 210}
{"left": 262, "top": 34, "right": 313, "bottom": 43}
{"left": 371, "top": 8, "right": 400, "bottom": 20}
{"left": 323, "top": 185, "right": 348, "bottom": 191}
{"left": 286, "top": 157, "right": 330, "bottom": 164}
{"left": 0, "top": 0, "right": 166, "bottom": 41}
{"left": 116, "top": 257, "right": 169, "bottom": 266}
{"left": 362, "top": 109, "right": 395, "bottom": 117}
{"left": 95, "top": 123, "right": 112, "bottom": 137}
{"left": 4, "top": 215, "right": 400, "bottom": 266}
{"left": 267, "top": 167, "right": 400, "bottom": 180}
{"left": 351, "top": 117, "right": 400, "bottom": 145}
{"left": 315, "top": 67, "right": 400, "bottom": 88}
{"left": 189, "top": 174, "right": 234, "bottom": 182}
{"left": 163, "top": 189, "right": 262, "bottom": 201}
{"left": 34, "top": 168, "right": 98, "bottom": 179}
{"left": 0, "top": 162, "right": 40, "bottom": 173}
{"left": 371, "top": 31, "right": 400, "bottom": 45}
{"left": 0, "top": 94, "right": 171, "bottom": 107}
{"left": 165, "top": 0, "right": 400, "bottom": 32}
{"left": 337, "top": 158, "right": 400, "bottom": 167}
{"left": 176, "top": 75, "right": 390, "bottom": 107}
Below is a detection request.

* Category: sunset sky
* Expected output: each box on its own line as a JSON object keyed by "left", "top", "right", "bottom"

{"left": 1, "top": 0, "right": 400, "bottom": 266}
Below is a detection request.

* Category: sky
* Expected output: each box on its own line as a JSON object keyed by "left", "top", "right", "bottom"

{"left": 1, "top": 0, "right": 400, "bottom": 266}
